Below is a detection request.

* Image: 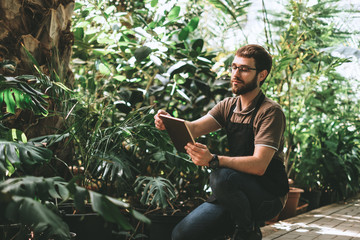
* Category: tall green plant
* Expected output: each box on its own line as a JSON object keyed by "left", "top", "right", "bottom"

{"left": 263, "top": 0, "right": 360, "bottom": 199}
{"left": 69, "top": 0, "right": 235, "bottom": 215}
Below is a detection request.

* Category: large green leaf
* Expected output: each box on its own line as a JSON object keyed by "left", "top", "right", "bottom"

{"left": 151, "top": 0, "right": 158, "bottom": 7}
{"left": 5, "top": 196, "right": 71, "bottom": 239}
{"left": 188, "top": 17, "right": 200, "bottom": 32}
{"left": 89, "top": 191, "right": 133, "bottom": 230}
{"left": 0, "top": 176, "right": 66, "bottom": 201}
{"left": 135, "top": 176, "right": 176, "bottom": 209}
{"left": 94, "top": 152, "right": 134, "bottom": 182}
{"left": 29, "top": 133, "right": 71, "bottom": 147}
{"left": 0, "top": 75, "right": 48, "bottom": 116}
{"left": 167, "top": 6, "right": 181, "bottom": 21}
{"left": 0, "top": 140, "right": 52, "bottom": 175}
{"left": 179, "top": 26, "right": 190, "bottom": 40}
{"left": 167, "top": 61, "right": 197, "bottom": 80}
{"left": 0, "top": 177, "right": 71, "bottom": 239}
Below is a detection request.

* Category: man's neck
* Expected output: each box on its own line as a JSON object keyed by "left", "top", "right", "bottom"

{"left": 239, "top": 88, "right": 261, "bottom": 110}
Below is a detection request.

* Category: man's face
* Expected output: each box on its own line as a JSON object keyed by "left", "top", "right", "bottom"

{"left": 231, "top": 56, "right": 259, "bottom": 96}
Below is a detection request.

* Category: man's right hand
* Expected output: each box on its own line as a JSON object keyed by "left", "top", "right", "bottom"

{"left": 154, "top": 109, "right": 169, "bottom": 130}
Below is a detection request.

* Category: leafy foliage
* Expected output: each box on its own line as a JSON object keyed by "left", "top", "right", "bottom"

{"left": 1, "top": 1, "right": 359, "bottom": 238}
{"left": 68, "top": 0, "right": 234, "bottom": 213}
{"left": 0, "top": 140, "right": 52, "bottom": 177}
{"left": 135, "top": 176, "right": 176, "bottom": 209}
{"left": 0, "top": 176, "right": 150, "bottom": 239}
{"left": 0, "top": 74, "right": 49, "bottom": 116}
{"left": 264, "top": 0, "right": 360, "bottom": 199}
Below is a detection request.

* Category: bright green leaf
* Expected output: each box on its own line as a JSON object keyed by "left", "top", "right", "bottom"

{"left": 151, "top": 0, "right": 158, "bottom": 7}
{"left": 113, "top": 75, "right": 127, "bottom": 81}
{"left": 188, "top": 17, "right": 199, "bottom": 32}
{"left": 99, "top": 63, "right": 111, "bottom": 75}
{"left": 167, "top": 6, "right": 181, "bottom": 21}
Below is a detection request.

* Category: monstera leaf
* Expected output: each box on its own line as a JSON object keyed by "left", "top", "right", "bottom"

{"left": 0, "top": 74, "right": 48, "bottom": 116}
{"left": 0, "top": 176, "right": 150, "bottom": 239}
{"left": 0, "top": 140, "right": 52, "bottom": 176}
{"left": 0, "top": 177, "right": 71, "bottom": 239}
{"left": 135, "top": 176, "right": 176, "bottom": 209}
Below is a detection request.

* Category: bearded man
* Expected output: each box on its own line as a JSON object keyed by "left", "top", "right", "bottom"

{"left": 154, "top": 44, "right": 289, "bottom": 240}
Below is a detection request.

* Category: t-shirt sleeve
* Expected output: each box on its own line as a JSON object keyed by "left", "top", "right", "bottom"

{"left": 254, "top": 105, "right": 285, "bottom": 151}
{"left": 207, "top": 98, "right": 233, "bottom": 128}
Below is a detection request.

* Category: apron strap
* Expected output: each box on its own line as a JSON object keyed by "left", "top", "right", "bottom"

{"left": 226, "top": 102, "right": 237, "bottom": 124}
{"left": 226, "top": 93, "right": 266, "bottom": 126}
{"left": 249, "top": 93, "right": 265, "bottom": 127}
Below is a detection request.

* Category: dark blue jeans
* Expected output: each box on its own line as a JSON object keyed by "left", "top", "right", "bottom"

{"left": 172, "top": 168, "right": 283, "bottom": 240}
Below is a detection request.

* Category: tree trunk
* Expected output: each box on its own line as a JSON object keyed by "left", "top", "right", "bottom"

{"left": 0, "top": 0, "right": 74, "bottom": 82}
{"left": 0, "top": 0, "right": 75, "bottom": 176}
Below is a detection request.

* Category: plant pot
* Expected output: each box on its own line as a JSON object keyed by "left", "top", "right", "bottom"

{"left": 133, "top": 210, "right": 187, "bottom": 240}
{"left": 278, "top": 187, "right": 304, "bottom": 220}
{"left": 145, "top": 213, "right": 187, "bottom": 240}
{"left": 320, "top": 189, "right": 337, "bottom": 207}
{"left": 0, "top": 223, "right": 21, "bottom": 240}
{"left": 302, "top": 190, "right": 322, "bottom": 210}
{"left": 60, "top": 204, "right": 124, "bottom": 240}
{"left": 64, "top": 213, "right": 116, "bottom": 240}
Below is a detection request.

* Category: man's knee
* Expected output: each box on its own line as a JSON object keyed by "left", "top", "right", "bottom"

{"left": 171, "top": 223, "right": 193, "bottom": 240}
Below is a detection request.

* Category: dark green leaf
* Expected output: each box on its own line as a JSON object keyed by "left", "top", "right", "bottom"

{"left": 134, "top": 46, "right": 152, "bottom": 62}
{"left": 179, "top": 26, "right": 190, "bottom": 41}
{"left": 192, "top": 39, "right": 204, "bottom": 53}
{"left": 8, "top": 196, "right": 71, "bottom": 239}
{"left": 89, "top": 191, "right": 133, "bottom": 230}
{"left": 130, "top": 209, "right": 151, "bottom": 225}
{"left": 0, "top": 140, "right": 52, "bottom": 174}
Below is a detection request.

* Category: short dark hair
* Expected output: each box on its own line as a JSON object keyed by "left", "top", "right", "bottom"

{"left": 236, "top": 44, "right": 272, "bottom": 85}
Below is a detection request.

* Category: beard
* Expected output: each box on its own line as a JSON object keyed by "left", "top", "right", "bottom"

{"left": 231, "top": 74, "right": 258, "bottom": 95}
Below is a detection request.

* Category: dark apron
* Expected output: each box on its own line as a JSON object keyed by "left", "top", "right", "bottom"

{"left": 225, "top": 93, "right": 289, "bottom": 197}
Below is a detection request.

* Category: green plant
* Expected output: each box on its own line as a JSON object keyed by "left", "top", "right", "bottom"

{"left": 0, "top": 176, "right": 150, "bottom": 239}
{"left": 69, "top": 0, "right": 234, "bottom": 215}
{"left": 0, "top": 52, "right": 153, "bottom": 238}
{"left": 0, "top": 74, "right": 48, "bottom": 117}
{"left": 263, "top": 0, "right": 360, "bottom": 200}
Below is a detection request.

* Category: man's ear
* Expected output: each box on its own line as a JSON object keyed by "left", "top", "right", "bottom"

{"left": 258, "top": 69, "right": 268, "bottom": 82}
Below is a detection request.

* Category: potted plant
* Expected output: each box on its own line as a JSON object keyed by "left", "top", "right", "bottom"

{"left": 0, "top": 60, "right": 151, "bottom": 239}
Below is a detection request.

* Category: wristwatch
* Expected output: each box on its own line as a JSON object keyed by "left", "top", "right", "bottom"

{"left": 209, "top": 154, "right": 219, "bottom": 170}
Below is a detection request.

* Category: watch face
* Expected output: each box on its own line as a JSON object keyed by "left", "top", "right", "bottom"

{"left": 210, "top": 156, "right": 219, "bottom": 169}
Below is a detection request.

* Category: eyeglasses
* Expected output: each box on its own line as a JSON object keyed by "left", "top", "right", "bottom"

{"left": 230, "top": 65, "right": 257, "bottom": 73}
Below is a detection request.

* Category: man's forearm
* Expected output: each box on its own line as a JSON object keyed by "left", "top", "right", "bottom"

{"left": 217, "top": 146, "right": 275, "bottom": 176}
{"left": 186, "top": 115, "right": 221, "bottom": 139}
{"left": 218, "top": 155, "right": 267, "bottom": 176}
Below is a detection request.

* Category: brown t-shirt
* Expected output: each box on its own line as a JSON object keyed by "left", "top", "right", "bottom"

{"left": 208, "top": 91, "right": 286, "bottom": 163}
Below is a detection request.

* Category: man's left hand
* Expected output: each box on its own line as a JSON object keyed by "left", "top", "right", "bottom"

{"left": 185, "top": 142, "right": 213, "bottom": 167}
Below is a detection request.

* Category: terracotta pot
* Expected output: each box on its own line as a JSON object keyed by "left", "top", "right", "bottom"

{"left": 278, "top": 187, "right": 304, "bottom": 220}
